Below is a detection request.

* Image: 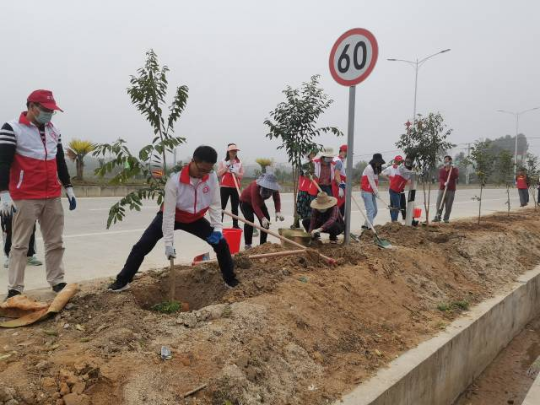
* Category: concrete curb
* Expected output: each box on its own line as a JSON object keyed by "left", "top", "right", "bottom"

{"left": 337, "top": 265, "right": 540, "bottom": 405}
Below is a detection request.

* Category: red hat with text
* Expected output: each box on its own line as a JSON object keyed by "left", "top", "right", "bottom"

{"left": 339, "top": 144, "right": 348, "bottom": 152}
{"left": 27, "top": 90, "right": 63, "bottom": 112}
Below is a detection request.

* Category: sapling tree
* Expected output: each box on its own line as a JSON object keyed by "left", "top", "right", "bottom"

{"left": 66, "top": 139, "right": 95, "bottom": 181}
{"left": 497, "top": 150, "right": 514, "bottom": 216}
{"left": 264, "top": 75, "right": 342, "bottom": 224}
{"left": 93, "top": 50, "right": 189, "bottom": 228}
{"left": 255, "top": 158, "right": 273, "bottom": 175}
{"left": 467, "top": 140, "right": 495, "bottom": 224}
{"left": 525, "top": 153, "right": 538, "bottom": 210}
{"left": 396, "top": 112, "right": 455, "bottom": 224}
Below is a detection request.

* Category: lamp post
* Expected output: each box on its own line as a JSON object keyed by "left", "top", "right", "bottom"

{"left": 497, "top": 107, "right": 540, "bottom": 175}
{"left": 388, "top": 49, "right": 451, "bottom": 124}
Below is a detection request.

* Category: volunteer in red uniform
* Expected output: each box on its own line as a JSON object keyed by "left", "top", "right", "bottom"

{"left": 240, "top": 172, "right": 283, "bottom": 249}
{"left": 516, "top": 168, "right": 529, "bottom": 207}
{"left": 433, "top": 156, "right": 459, "bottom": 223}
{"left": 0, "top": 90, "right": 75, "bottom": 299}
{"left": 333, "top": 145, "right": 348, "bottom": 216}
{"left": 386, "top": 156, "right": 414, "bottom": 222}
{"left": 313, "top": 147, "right": 341, "bottom": 197}
{"left": 360, "top": 153, "right": 385, "bottom": 229}
{"left": 295, "top": 151, "right": 316, "bottom": 227}
{"left": 217, "top": 143, "right": 244, "bottom": 229}
{"left": 108, "top": 146, "right": 239, "bottom": 291}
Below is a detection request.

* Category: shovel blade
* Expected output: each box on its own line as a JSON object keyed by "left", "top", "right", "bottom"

{"left": 374, "top": 237, "right": 392, "bottom": 249}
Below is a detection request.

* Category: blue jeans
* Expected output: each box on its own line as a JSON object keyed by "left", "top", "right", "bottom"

{"left": 389, "top": 190, "right": 401, "bottom": 222}
{"left": 361, "top": 191, "right": 377, "bottom": 227}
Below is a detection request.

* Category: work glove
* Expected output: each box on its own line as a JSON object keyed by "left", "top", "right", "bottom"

{"left": 230, "top": 166, "right": 238, "bottom": 174}
{"left": 338, "top": 182, "right": 346, "bottom": 198}
{"left": 66, "top": 187, "right": 76, "bottom": 211}
{"left": 374, "top": 191, "right": 380, "bottom": 199}
{"left": 444, "top": 182, "right": 448, "bottom": 187}
{"left": 0, "top": 191, "right": 16, "bottom": 217}
{"left": 225, "top": 160, "right": 232, "bottom": 167}
{"left": 311, "top": 228, "right": 322, "bottom": 237}
{"left": 206, "top": 231, "right": 223, "bottom": 245}
{"left": 165, "top": 245, "right": 176, "bottom": 259}
{"left": 261, "top": 218, "right": 270, "bottom": 229}
{"left": 275, "top": 212, "right": 284, "bottom": 222}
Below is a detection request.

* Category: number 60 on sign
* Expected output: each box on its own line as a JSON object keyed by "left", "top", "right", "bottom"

{"left": 329, "top": 28, "right": 378, "bottom": 87}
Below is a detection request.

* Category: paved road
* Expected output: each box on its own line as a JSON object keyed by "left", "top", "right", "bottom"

{"left": 0, "top": 187, "right": 529, "bottom": 292}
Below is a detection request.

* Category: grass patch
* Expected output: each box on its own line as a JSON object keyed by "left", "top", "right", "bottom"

{"left": 437, "top": 300, "right": 470, "bottom": 313}
{"left": 151, "top": 300, "right": 182, "bottom": 314}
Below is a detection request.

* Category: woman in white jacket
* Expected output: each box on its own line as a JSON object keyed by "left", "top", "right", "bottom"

{"left": 217, "top": 144, "right": 244, "bottom": 229}
{"left": 360, "top": 153, "right": 386, "bottom": 229}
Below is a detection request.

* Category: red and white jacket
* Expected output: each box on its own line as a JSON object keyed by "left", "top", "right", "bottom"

{"left": 361, "top": 164, "right": 379, "bottom": 194}
{"left": 162, "top": 164, "right": 222, "bottom": 247}
{"left": 388, "top": 165, "right": 413, "bottom": 193}
{"left": 3, "top": 113, "right": 69, "bottom": 199}
{"left": 217, "top": 158, "right": 244, "bottom": 188}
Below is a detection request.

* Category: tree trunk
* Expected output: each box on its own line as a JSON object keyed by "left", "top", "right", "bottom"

{"left": 531, "top": 186, "right": 537, "bottom": 211}
{"left": 478, "top": 185, "right": 484, "bottom": 224}
{"left": 422, "top": 177, "right": 428, "bottom": 224}
{"left": 426, "top": 180, "right": 432, "bottom": 225}
{"left": 506, "top": 185, "right": 510, "bottom": 216}
{"left": 76, "top": 158, "right": 84, "bottom": 181}
{"left": 292, "top": 167, "right": 299, "bottom": 228}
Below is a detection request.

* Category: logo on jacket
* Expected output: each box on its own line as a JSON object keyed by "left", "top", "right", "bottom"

{"left": 203, "top": 186, "right": 210, "bottom": 194}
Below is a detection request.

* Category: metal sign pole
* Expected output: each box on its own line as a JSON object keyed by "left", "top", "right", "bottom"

{"left": 344, "top": 85, "right": 356, "bottom": 244}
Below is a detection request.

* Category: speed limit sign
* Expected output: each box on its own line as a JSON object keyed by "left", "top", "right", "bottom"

{"left": 329, "top": 28, "right": 378, "bottom": 87}
{"left": 329, "top": 28, "right": 378, "bottom": 244}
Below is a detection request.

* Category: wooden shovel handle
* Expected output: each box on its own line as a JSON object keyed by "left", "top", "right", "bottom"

{"left": 223, "top": 210, "right": 336, "bottom": 266}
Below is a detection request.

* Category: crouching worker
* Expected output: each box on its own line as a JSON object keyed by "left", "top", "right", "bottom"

{"left": 302, "top": 192, "right": 344, "bottom": 244}
{"left": 108, "top": 146, "right": 239, "bottom": 291}
{"left": 240, "top": 172, "right": 283, "bottom": 249}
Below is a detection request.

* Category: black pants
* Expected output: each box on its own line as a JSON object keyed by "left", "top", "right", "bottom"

{"left": 2, "top": 216, "right": 36, "bottom": 257}
{"left": 116, "top": 212, "right": 236, "bottom": 284}
{"left": 221, "top": 187, "right": 239, "bottom": 227}
{"left": 240, "top": 202, "right": 269, "bottom": 246}
{"left": 301, "top": 218, "right": 344, "bottom": 241}
{"left": 400, "top": 192, "right": 407, "bottom": 220}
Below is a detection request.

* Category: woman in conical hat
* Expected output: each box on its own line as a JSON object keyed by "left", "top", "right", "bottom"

{"left": 302, "top": 192, "right": 344, "bottom": 244}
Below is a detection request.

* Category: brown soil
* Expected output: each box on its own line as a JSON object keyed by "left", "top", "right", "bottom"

{"left": 454, "top": 315, "right": 540, "bottom": 405}
{"left": 1, "top": 210, "right": 540, "bottom": 405}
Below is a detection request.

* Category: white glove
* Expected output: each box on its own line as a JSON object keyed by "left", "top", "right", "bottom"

{"left": 165, "top": 245, "right": 176, "bottom": 259}
{"left": 311, "top": 228, "right": 322, "bottom": 236}
{"left": 230, "top": 166, "right": 238, "bottom": 174}
{"left": 0, "top": 191, "right": 16, "bottom": 217}
{"left": 261, "top": 218, "right": 270, "bottom": 229}
{"left": 338, "top": 188, "right": 345, "bottom": 198}
{"left": 374, "top": 191, "right": 380, "bottom": 198}
{"left": 225, "top": 160, "right": 232, "bottom": 167}
{"left": 66, "top": 187, "right": 77, "bottom": 211}
{"left": 444, "top": 182, "right": 448, "bottom": 187}
{"left": 275, "top": 212, "right": 284, "bottom": 221}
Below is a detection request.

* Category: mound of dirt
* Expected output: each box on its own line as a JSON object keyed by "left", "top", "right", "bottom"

{"left": 2, "top": 210, "right": 540, "bottom": 404}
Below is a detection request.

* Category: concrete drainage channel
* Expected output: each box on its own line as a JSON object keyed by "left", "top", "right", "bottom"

{"left": 335, "top": 265, "right": 540, "bottom": 405}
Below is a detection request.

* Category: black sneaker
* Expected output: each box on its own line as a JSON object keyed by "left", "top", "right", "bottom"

{"left": 107, "top": 279, "right": 130, "bottom": 292}
{"left": 224, "top": 277, "right": 240, "bottom": 289}
{"left": 52, "top": 282, "right": 67, "bottom": 293}
{"left": 5, "top": 289, "right": 21, "bottom": 300}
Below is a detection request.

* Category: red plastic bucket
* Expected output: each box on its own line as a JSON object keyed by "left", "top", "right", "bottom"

{"left": 222, "top": 228, "right": 243, "bottom": 254}
{"left": 414, "top": 207, "right": 422, "bottom": 219}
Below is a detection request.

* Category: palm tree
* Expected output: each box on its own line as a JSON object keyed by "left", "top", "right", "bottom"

{"left": 66, "top": 139, "right": 95, "bottom": 181}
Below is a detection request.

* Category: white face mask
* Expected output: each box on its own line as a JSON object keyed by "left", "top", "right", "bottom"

{"left": 444, "top": 161, "right": 451, "bottom": 167}
{"left": 318, "top": 208, "right": 328, "bottom": 213}
{"left": 324, "top": 157, "right": 333, "bottom": 163}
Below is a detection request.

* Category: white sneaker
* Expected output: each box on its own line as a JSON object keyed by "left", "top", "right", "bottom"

{"left": 244, "top": 244, "right": 252, "bottom": 250}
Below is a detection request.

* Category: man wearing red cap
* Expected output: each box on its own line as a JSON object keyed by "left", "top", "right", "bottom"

{"left": 0, "top": 90, "right": 76, "bottom": 299}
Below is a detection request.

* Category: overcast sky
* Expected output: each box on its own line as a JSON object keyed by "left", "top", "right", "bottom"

{"left": 1, "top": 0, "right": 539, "bottom": 165}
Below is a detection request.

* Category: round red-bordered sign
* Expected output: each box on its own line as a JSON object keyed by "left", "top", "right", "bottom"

{"left": 329, "top": 28, "right": 378, "bottom": 87}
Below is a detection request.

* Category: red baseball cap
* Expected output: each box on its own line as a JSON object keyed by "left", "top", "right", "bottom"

{"left": 394, "top": 155, "right": 404, "bottom": 162}
{"left": 339, "top": 144, "right": 348, "bottom": 152}
{"left": 27, "top": 90, "right": 63, "bottom": 112}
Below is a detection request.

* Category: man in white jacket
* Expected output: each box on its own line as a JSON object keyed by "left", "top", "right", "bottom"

{"left": 108, "top": 146, "right": 238, "bottom": 291}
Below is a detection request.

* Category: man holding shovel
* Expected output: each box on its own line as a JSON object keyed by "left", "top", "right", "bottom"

{"left": 433, "top": 156, "right": 459, "bottom": 223}
{"left": 108, "top": 146, "right": 239, "bottom": 291}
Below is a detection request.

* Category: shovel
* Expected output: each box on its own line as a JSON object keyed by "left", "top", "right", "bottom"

{"left": 351, "top": 195, "right": 392, "bottom": 249}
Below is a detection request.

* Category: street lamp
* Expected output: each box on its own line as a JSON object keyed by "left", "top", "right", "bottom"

{"left": 388, "top": 49, "right": 451, "bottom": 124}
{"left": 497, "top": 107, "right": 540, "bottom": 175}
